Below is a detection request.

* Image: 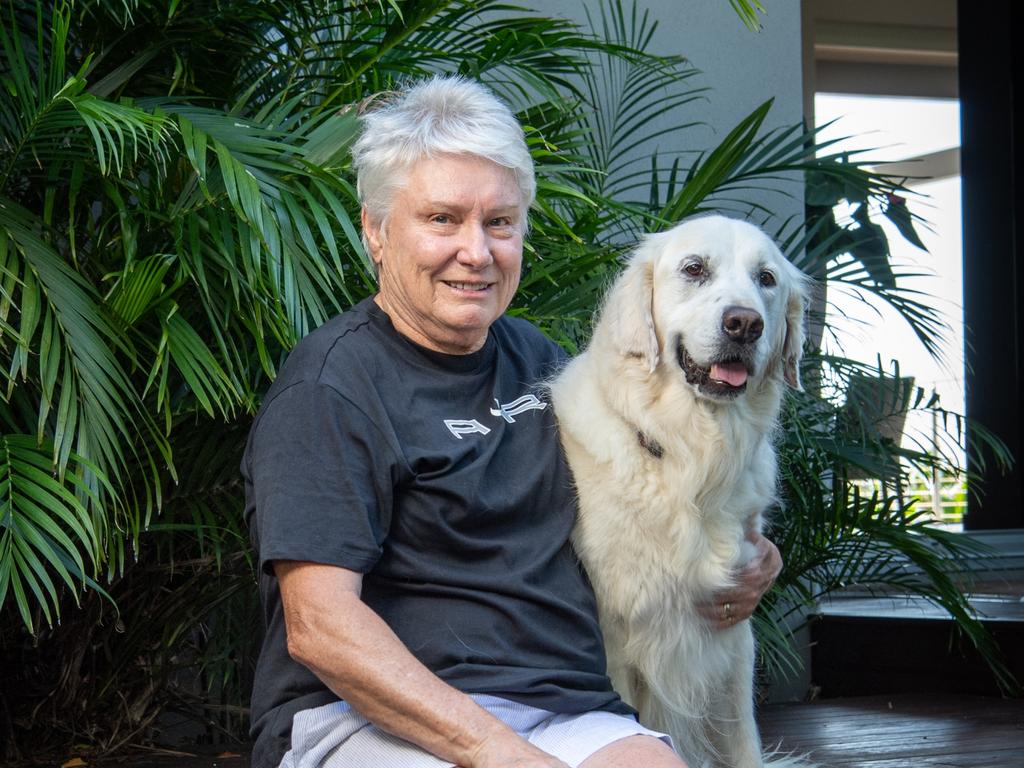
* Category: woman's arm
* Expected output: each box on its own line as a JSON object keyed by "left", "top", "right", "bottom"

{"left": 276, "top": 560, "right": 570, "bottom": 768}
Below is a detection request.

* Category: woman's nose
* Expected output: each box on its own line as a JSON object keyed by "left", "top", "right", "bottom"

{"left": 456, "top": 223, "right": 493, "bottom": 267}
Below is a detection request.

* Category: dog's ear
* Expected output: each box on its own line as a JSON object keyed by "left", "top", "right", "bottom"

{"left": 601, "top": 247, "right": 660, "bottom": 372}
{"left": 782, "top": 270, "right": 808, "bottom": 390}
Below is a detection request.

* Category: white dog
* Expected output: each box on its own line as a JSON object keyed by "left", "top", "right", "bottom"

{"left": 551, "top": 215, "right": 808, "bottom": 768}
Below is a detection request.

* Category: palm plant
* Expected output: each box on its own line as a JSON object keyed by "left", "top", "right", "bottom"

{"left": 0, "top": 0, "right": 1011, "bottom": 758}
{"left": 520, "top": 2, "right": 1014, "bottom": 692}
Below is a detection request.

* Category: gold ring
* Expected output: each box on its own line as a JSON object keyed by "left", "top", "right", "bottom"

{"left": 724, "top": 602, "right": 733, "bottom": 621}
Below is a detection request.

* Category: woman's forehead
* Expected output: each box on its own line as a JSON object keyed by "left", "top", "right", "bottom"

{"left": 400, "top": 154, "right": 523, "bottom": 209}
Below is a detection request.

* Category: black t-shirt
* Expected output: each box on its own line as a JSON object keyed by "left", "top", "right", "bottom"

{"left": 242, "top": 298, "right": 629, "bottom": 768}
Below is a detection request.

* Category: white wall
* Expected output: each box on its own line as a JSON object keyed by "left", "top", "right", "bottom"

{"left": 638, "top": 0, "right": 804, "bottom": 149}
{"left": 528, "top": 0, "right": 806, "bottom": 229}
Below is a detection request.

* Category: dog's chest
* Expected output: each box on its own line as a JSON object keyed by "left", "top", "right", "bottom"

{"left": 616, "top": 428, "right": 773, "bottom": 518}
{"left": 568, "top": 431, "right": 774, "bottom": 610}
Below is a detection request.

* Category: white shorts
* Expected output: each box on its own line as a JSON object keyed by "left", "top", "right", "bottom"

{"left": 279, "top": 694, "right": 672, "bottom": 768}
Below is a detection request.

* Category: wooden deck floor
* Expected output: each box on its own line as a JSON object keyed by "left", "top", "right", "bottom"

{"left": 757, "top": 693, "right": 1024, "bottom": 767}
{"left": 83, "top": 694, "right": 1024, "bottom": 768}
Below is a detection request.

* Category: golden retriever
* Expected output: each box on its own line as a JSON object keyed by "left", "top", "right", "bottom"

{"left": 551, "top": 215, "right": 809, "bottom": 768}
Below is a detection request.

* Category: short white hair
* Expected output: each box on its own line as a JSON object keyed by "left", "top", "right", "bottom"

{"left": 351, "top": 75, "right": 536, "bottom": 230}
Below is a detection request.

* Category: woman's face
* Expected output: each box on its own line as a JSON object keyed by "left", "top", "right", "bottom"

{"left": 364, "top": 154, "right": 525, "bottom": 354}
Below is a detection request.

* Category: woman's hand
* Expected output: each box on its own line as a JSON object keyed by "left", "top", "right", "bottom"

{"left": 699, "top": 530, "right": 782, "bottom": 631}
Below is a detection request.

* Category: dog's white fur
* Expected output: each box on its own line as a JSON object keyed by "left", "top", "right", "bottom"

{"left": 551, "top": 215, "right": 808, "bottom": 768}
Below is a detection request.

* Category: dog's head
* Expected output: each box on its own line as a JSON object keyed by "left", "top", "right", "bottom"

{"left": 601, "top": 215, "right": 808, "bottom": 401}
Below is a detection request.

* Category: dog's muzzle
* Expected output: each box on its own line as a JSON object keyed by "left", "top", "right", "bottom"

{"left": 676, "top": 306, "right": 762, "bottom": 399}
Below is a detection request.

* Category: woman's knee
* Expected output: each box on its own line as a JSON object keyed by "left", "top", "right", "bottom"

{"left": 579, "top": 734, "right": 687, "bottom": 768}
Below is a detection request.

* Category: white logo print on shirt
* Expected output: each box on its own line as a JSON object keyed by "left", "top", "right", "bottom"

{"left": 444, "top": 394, "right": 548, "bottom": 439}
{"left": 489, "top": 394, "right": 548, "bottom": 423}
{"left": 444, "top": 419, "right": 491, "bottom": 439}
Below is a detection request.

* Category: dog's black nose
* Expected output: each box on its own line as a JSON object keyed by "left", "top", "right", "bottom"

{"left": 722, "top": 306, "right": 763, "bottom": 344}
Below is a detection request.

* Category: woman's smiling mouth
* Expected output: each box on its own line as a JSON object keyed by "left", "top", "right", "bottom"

{"left": 444, "top": 280, "right": 492, "bottom": 292}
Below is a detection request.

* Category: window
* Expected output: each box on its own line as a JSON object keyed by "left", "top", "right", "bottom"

{"left": 816, "top": 93, "right": 964, "bottom": 527}
{"left": 806, "top": 0, "right": 1023, "bottom": 534}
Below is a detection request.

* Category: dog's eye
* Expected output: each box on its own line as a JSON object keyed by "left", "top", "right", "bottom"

{"left": 683, "top": 261, "right": 705, "bottom": 278}
{"left": 758, "top": 269, "right": 776, "bottom": 287}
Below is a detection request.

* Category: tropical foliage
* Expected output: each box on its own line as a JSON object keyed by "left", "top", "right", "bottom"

{"left": 0, "top": 0, "right": 1011, "bottom": 758}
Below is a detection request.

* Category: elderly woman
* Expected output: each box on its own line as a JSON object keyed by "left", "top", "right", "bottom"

{"left": 243, "top": 76, "right": 781, "bottom": 768}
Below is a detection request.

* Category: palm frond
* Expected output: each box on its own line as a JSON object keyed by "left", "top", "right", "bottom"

{"left": 729, "top": 0, "right": 766, "bottom": 32}
{"left": 0, "top": 433, "right": 113, "bottom": 631}
{"left": 1, "top": 199, "right": 168, "bottom": 470}
{"left": 576, "top": 0, "right": 705, "bottom": 204}
{"left": 0, "top": 2, "right": 171, "bottom": 191}
{"left": 165, "top": 105, "right": 364, "bottom": 343}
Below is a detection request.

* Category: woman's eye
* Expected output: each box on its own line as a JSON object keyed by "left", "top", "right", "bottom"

{"left": 759, "top": 270, "right": 776, "bottom": 287}
{"left": 683, "top": 262, "right": 704, "bottom": 277}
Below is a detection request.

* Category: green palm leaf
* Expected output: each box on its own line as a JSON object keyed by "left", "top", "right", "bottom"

{"left": 1, "top": 199, "right": 169, "bottom": 475}
{"left": 155, "top": 306, "right": 241, "bottom": 420}
{"left": 578, "top": 0, "right": 704, "bottom": 204}
{"left": 0, "top": 3, "right": 171, "bottom": 190}
{"left": 729, "top": 0, "right": 766, "bottom": 32}
{"left": 166, "top": 105, "right": 364, "bottom": 342}
{"left": 0, "top": 433, "right": 112, "bottom": 631}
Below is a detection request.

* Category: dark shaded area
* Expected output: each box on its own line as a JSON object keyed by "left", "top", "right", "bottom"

{"left": 960, "top": 0, "right": 1024, "bottom": 529}
{"left": 810, "top": 583, "right": 1024, "bottom": 698}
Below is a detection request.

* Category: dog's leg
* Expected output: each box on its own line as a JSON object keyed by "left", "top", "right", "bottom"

{"left": 600, "top": 617, "right": 641, "bottom": 711}
{"left": 704, "top": 624, "right": 763, "bottom": 768}
{"left": 642, "top": 692, "right": 714, "bottom": 768}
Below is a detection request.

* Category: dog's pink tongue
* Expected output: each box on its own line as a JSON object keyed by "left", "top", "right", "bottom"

{"left": 710, "top": 362, "right": 748, "bottom": 387}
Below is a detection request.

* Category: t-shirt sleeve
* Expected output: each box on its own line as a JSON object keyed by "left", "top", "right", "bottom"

{"left": 246, "top": 379, "right": 398, "bottom": 575}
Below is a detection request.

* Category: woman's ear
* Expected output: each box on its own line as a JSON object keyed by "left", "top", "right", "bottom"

{"left": 361, "top": 206, "right": 384, "bottom": 266}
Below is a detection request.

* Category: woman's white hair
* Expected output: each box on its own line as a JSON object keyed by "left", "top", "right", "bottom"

{"left": 351, "top": 75, "right": 536, "bottom": 234}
